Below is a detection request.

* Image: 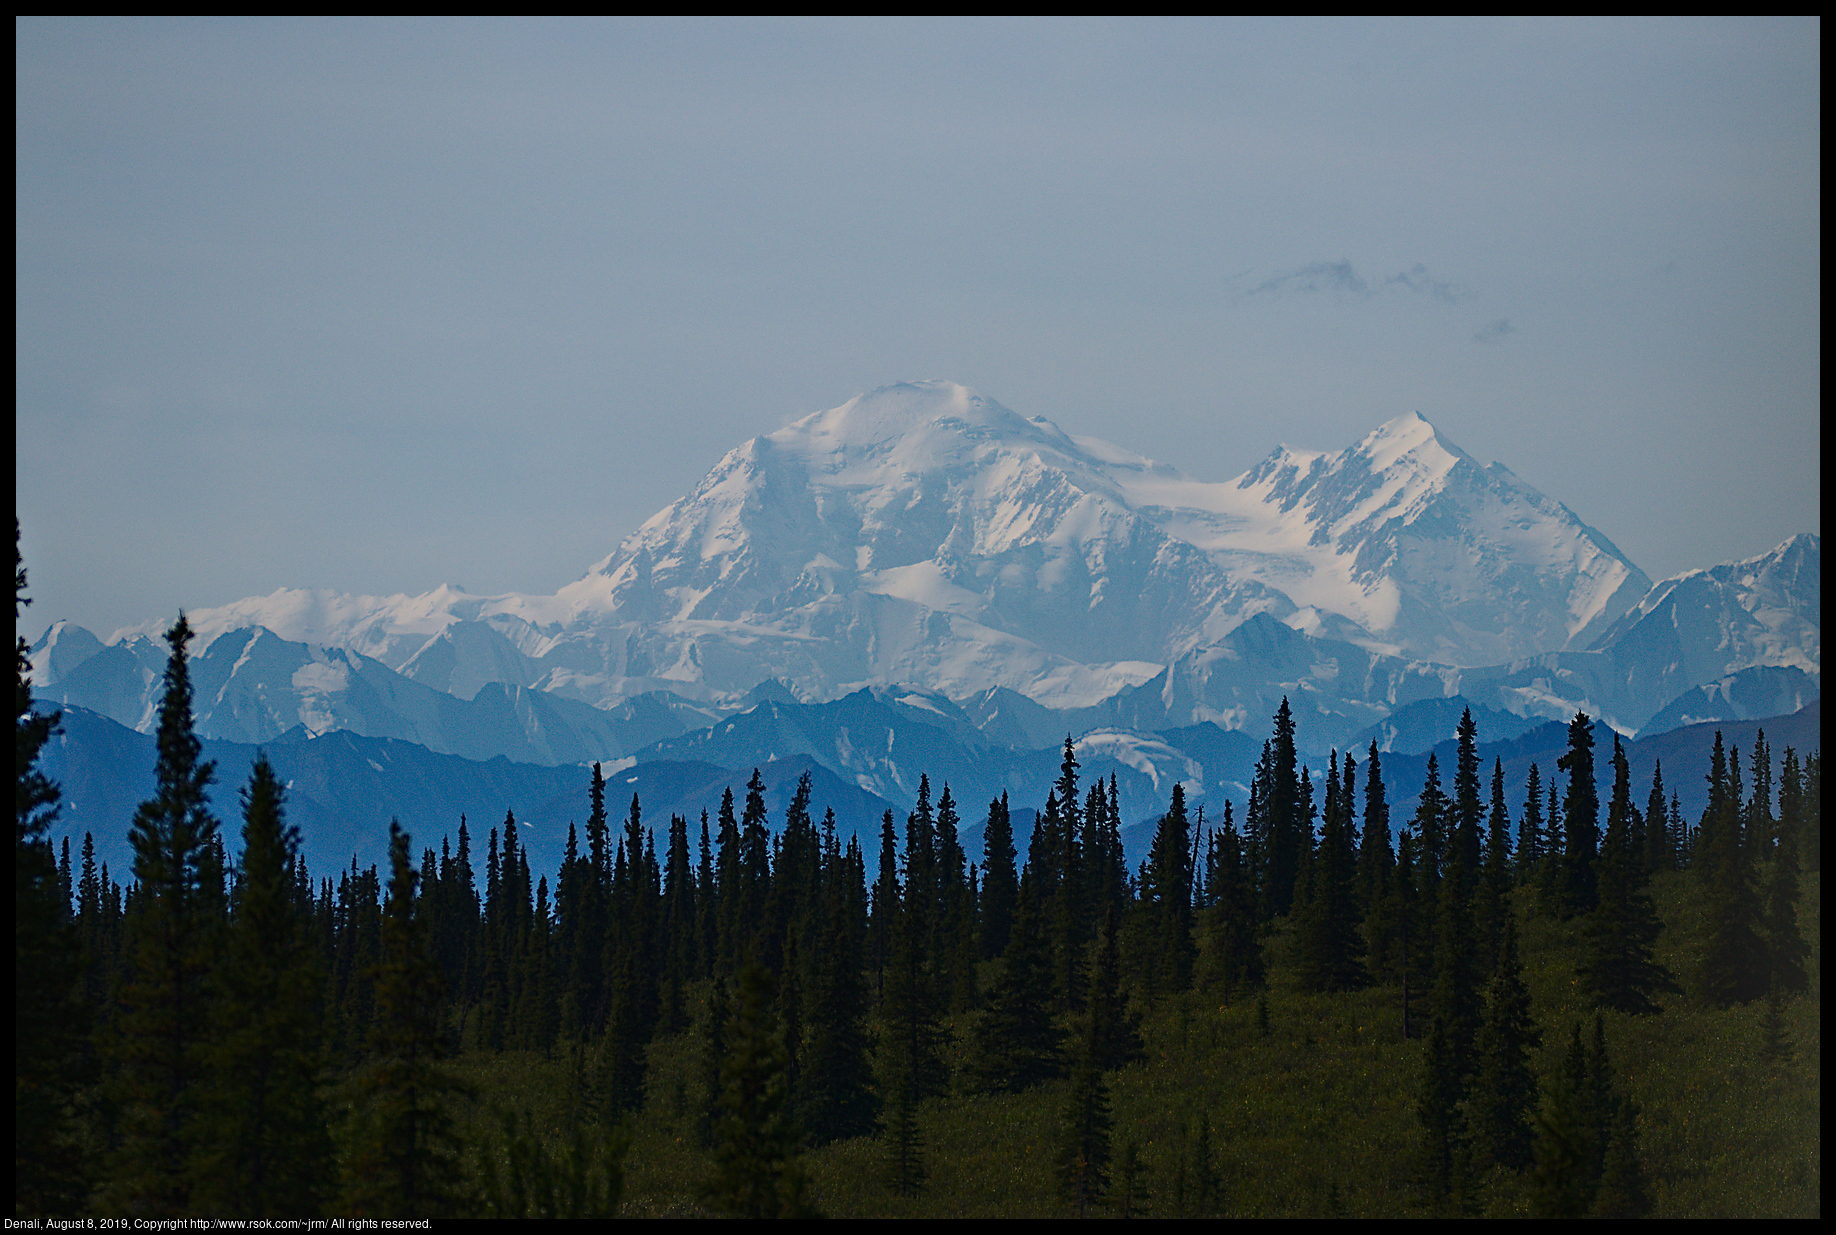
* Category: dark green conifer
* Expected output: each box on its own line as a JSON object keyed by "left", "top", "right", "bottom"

{"left": 702, "top": 962, "right": 818, "bottom": 1218}
{"left": 1528, "top": 1027, "right": 1594, "bottom": 1218}
{"left": 738, "top": 769, "right": 772, "bottom": 940}
{"left": 978, "top": 793, "right": 1018, "bottom": 960}
{"left": 1590, "top": 1093, "right": 1652, "bottom": 1218}
{"left": 1776, "top": 746, "right": 1807, "bottom": 870}
{"left": 932, "top": 782, "right": 974, "bottom": 1009}
{"left": 1056, "top": 1015, "right": 1115, "bottom": 1216}
{"left": 1452, "top": 709, "right": 1485, "bottom": 876}
{"left": 660, "top": 811, "right": 698, "bottom": 1034}
{"left": 1265, "top": 699, "right": 1304, "bottom": 918}
{"left": 715, "top": 788, "right": 743, "bottom": 975}
{"left": 882, "top": 1089, "right": 927, "bottom": 1199}
{"left": 879, "top": 859, "right": 950, "bottom": 1105}
{"left": 194, "top": 756, "right": 334, "bottom": 1217}
{"left": 1043, "top": 741, "right": 1090, "bottom": 1014}
{"left": 1643, "top": 760, "right": 1673, "bottom": 874}
{"left": 1477, "top": 757, "right": 1512, "bottom": 959}
{"left": 477, "top": 1106, "right": 626, "bottom": 1218}
{"left": 1141, "top": 782, "right": 1196, "bottom": 997}
{"left": 1416, "top": 1015, "right": 1464, "bottom": 1202}
{"left": 1696, "top": 732, "right": 1767, "bottom": 1005}
{"left": 1581, "top": 734, "right": 1679, "bottom": 1015}
{"left": 1412, "top": 752, "right": 1449, "bottom": 894}
{"left": 1746, "top": 729, "right": 1773, "bottom": 850}
{"left": 1465, "top": 916, "right": 1541, "bottom": 1172}
{"left": 1516, "top": 763, "right": 1545, "bottom": 885}
{"left": 107, "top": 615, "right": 223, "bottom": 1217}
{"left": 869, "top": 810, "right": 898, "bottom": 995}
{"left": 1759, "top": 787, "right": 1810, "bottom": 997}
{"left": 339, "top": 823, "right": 475, "bottom": 1218}
{"left": 1084, "top": 903, "right": 1144, "bottom": 1072}
{"left": 698, "top": 974, "right": 730, "bottom": 1148}
{"left": 1556, "top": 713, "right": 1600, "bottom": 916}
{"left": 1295, "top": 750, "right": 1366, "bottom": 993}
{"left": 1428, "top": 844, "right": 1482, "bottom": 1097}
{"left": 1538, "top": 774, "right": 1565, "bottom": 911}
{"left": 696, "top": 811, "right": 716, "bottom": 979}
{"left": 903, "top": 776, "right": 938, "bottom": 957}
{"left": 1203, "top": 801, "right": 1262, "bottom": 1001}
{"left": 1358, "top": 741, "right": 1392, "bottom": 907}
{"left": 15, "top": 528, "right": 90, "bottom": 1215}
{"left": 1110, "top": 1139, "right": 1150, "bottom": 1217}
{"left": 1388, "top": 829, "right": 1424, "bottom": 1037}
{"left": 798, "top": 863, "right": 878, "bottom": 1145}
{"left": 1756, "top": 982, "right": 1794, "bottom": 1065}
{"left": 968, "top": 881, "right": 1063, "bottom": 1094}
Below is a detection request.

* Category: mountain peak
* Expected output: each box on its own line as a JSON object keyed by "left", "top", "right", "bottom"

{"left": 787, "top": 379, "right": 1030, "bottom": 453}
{"left": 1347, "top": 410, "right": 1472, "bottom": 476}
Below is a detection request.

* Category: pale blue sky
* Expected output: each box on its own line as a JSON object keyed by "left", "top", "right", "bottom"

{"left": 17, "top": 17, "right": 1820, "bottom": 639}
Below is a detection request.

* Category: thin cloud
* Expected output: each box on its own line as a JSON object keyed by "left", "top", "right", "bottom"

{"left": 1471, "top": 318, "right": 1514, "bottom": 344}
{"left": 1384, "top": 263, "right": 1464, "bottom": 303}
{"left": 1249, "top": 260, "right": 1368, "bottom": 297}
{"left": 1249, "top": 260, "right": 1466, "bottom": 302}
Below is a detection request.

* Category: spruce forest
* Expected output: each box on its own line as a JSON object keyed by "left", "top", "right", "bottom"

{"left": 16, "top": 546, "right": 1820, "bottom": 1218}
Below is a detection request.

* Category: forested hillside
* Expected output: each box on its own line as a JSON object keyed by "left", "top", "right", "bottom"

{"left": 17, "top": 569, "right": 1820, "bottom": 1218}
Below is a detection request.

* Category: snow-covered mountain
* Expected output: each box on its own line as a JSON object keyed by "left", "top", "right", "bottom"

{"left": 34, "top": 381, "right": 1816, "bottom": 748}
{"left": 577, "top": 382, "right": 1650, "bottom": 699}
{"left": 28, "top": 621, "right": 716, "bottom": 766}
{"left": 1117, "top": 409, "right": 1651, "bottom": 664}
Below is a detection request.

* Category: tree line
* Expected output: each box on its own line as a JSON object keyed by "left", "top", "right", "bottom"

{"left": 16, "top": 538, "right": 1819, "bottom": 1217}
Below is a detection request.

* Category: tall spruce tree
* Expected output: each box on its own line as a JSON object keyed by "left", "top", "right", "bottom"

{"left": 1531, "top": 1015, "right": 1650, "bottom": 1217}
{"left": 882, "top": 1088, "right": 927, "bottom": 1200}
{"left": 1643, "top": 760, "right": 1673, "bottom": 875}
{"left": 660, "top": 810, "right": 699, "bottom": 1034}
{"left": 1084, "top": 903, "right": 1144, "bottom": 1073}
{"left": 968, "top": 880, "right": 1064, "bottom": 1094}
{"left": 1413, "top": 751, "right": 1450, "bottom": 888}
{"left": 15, "top": 527, "right": 90, "bottom": 1215}
{"left": 1417, "top": 1014, "right": 1464, "bottom": 1203}
{"left": 1266, "top": 698, "right": 1304, "bottom": 918}
{"left": 1580, "top": 735, "right": 1678, "bottom": 1015}
{"left": 1358, "top": 741, "right": 1392, "bottom": 907}
{"left": 1759, "top": 796, "right": 1810, "bottom": 998}
{"left": 978, "top": 793, "right": 1018, "bottom": 960}
{"left": 1430, "top": 842, "right": 1482, "bottom": 1100}
{"left": 1452, "top": 710, "right": 1485, "bottom": 876}
{"left": 1203, "top": 801, "right": 1262, "bottom": 1001}
{"left": 797, "top": 858, "right": 878, "bottom": 1146}
{"left": 703, "top": 963, "right": 819, "bottom": 1218}
{"left": 340, "top": 823, "right": 475, "bottom": 1218}
{"left": 1516, "top": 763, "right": 1545, "bottom": 886}
{"left": 1696, "top": 732, "right": 1766, "bottom": 1005}
{"left": 1528, "top": 1024, "right": 1596, "bottom": 1218}
{"left": 1478, "top": 758, "right": 1512, "bottom": 957}
{"left": 1556, "top": 713, "right": 1600, "bottom": 916}
{"left": 1296, "top": 750, "right": 1367, "bottom": 993}
{"left": 1141, "top": 782, "right": 1196, "bottom": 997}
{"left": 1465, "top": 916, "right": 1541, "bottom": 1173}
{"left": 880, "top": 883, "right": 950, "bottom": 1106}
{"left": 869, "top": 810, "right": 899, "bottom": 996}
{"left": 1056, "top": 1013, "right": 1115, "bottom": 1216}
{"left": 194, "top": 756, "right": 334, "bottom": 1216}
{"left": 108, "top": 615, "right": 224, "bottom": 1217}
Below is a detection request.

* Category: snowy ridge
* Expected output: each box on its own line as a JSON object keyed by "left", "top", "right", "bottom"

{"left": 1113, "top": 411, "right": 1651, "bottom": 664}
{"left": 36, "top": 382, "right": 1816, "bottom": 748}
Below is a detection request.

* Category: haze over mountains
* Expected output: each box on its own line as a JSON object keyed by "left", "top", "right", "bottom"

{"left": 30, "top": 380, "right": 1820, "bottom": 863}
